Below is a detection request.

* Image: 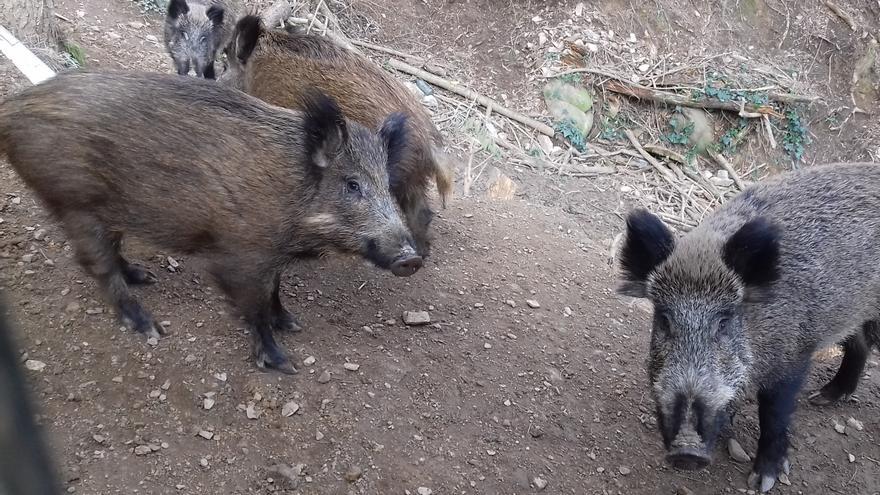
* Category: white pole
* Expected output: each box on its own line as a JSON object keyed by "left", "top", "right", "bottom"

{"left": 0, "top": 24, "right": 56, "bottom": 85}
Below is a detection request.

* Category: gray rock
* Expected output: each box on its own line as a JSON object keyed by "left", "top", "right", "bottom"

{"left": 727, "top": 438, "right": 750, "bottom": 463}
{"left": 403, "top": 311, "right": 431, "bottom": 325}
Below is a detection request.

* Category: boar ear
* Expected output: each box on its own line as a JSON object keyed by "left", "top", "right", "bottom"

{"left": 617, "top": 209, "right": 675, "bottom": 298}
{"left": 167, "top": 0, "right": 189, "bottom": 20}
{"left": 232, "top": 15, "right": 262, "bottom": 64}
{"left": 379, "top": 112, "right": 408, "bottom": 180}
{"left": 206, "top": 5, "right": 225, "bottom": 26}
{"left": 301, "top": 90, "right": 348, "bottom": 170}
{"left": 723, "top": 217, "right": 780, "bottom": 287}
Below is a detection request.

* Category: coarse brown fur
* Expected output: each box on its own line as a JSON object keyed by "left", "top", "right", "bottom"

{"left": 0, "top": 70, "right": 419, "bottom": 374}
{"left": 218, "top": 15, "right": 454, "bottom": 256}
{"left": 618, "top": 163, "right": 880, "bottom": 492}
{"left": 164, "top": 0, "right": 242, "bottom": 78}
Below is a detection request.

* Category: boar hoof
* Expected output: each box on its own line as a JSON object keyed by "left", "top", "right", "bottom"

{"left": 273, "top": 310, "right": 303, "bottom": 333}
{"left": 748, "top": 457, "right": 790, "bottom": 493}
{"left": 256, "top": 350, "right": 298, "bottom": 375}
{"left": 808, "top": 389, "right": 854, "bottom": 406}
{"left": 123, "top": 264, "right": 159, "bottom": 285}
{"left": 119, "top": 300, "right": 166, "bottom": 338}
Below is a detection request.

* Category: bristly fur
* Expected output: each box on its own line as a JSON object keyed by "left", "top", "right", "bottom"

{"left": 617, "top": 162, "right": 880, "bottom": 489}
{"left": 163, "top": 0, "right": 240, "bottom": 78}
{"left": 218, "top": 15, "right": 455, "bottom": 257}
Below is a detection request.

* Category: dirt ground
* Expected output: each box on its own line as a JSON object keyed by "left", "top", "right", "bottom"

{"left": 1, "top": 0, "right": 879, "bottom": 494}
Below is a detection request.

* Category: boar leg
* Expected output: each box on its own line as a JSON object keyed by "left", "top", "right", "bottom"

{"left": 63, "top": 213, "right": 165, "bottom": 339}
{"left": 211, "top": 263, "right": 297, "bottom": 375}
{"left": 270, "top": 272, "right": 302, "bottom": 333}
{"left": 749, "top": 368, "right": 806, "bottom": 493}
{"left": 174, "top": 59, "right": 190, "bottom": 76}
{"left": 811, "top": 326, "right": 871, "bottom": 405}
{"left": 108, "top": 232, "right": 159, "bottom": 286}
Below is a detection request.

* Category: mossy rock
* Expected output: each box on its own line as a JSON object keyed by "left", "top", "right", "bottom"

{"left": 543, "top": 80, "right": 593, "bottom": 113}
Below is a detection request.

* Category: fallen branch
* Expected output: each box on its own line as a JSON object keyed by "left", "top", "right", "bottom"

{"left": 823, "top": 0, "right": 857, "bottom": 31}
{"left": 624, "top": 130, "right": 679, "bottom": 185}
{"left": 262, "top": 0, "right": 294, "bottom": 29}
{"left": 708, "top": 150, "right": 746, "bottom": 191}
{"left": 643, "top": 145, "right": 724, "bottom": 200}
{"left": 350, "top": 40, "right": 425, "bottom": 63}
{"left": 288, "top": 16, "right": 362, "bottom": 54}
{"left": 387, "top": 58, "right": 555, "bottom": 136}
{"left": 607, "top": 80, "right": 784, "bottom": 118}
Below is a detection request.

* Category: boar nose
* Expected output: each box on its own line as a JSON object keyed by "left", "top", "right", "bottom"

{"left": 666, "top": 448, "right": 711, "bottom": 470}
{"left": 391, "top": 255, "right": 423, "bottom": 277}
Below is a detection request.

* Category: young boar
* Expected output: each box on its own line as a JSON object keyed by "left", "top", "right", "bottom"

{"left": 617, "top": 163, "right": 880, "bottom": 492}
{"left": 0, "top": 70, "right": 421, "bottom": 374}
{"left": 163, "top": 0, "right": 239, "bottom": 78}
{"left": 218, "top": 15, "right": 454, "bottom": 257}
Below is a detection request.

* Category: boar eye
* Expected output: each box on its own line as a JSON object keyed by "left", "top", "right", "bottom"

{"left": 653, "top": 312, "right": 672, "bottom": 338}
{"left": 346, "top": 180, "right": 361, "bottom": 194}
{"left": 716, "top": 317, "right": 732, "bottom": 338}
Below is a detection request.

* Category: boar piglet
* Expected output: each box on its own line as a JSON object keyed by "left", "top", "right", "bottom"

{"left": 0, "top": 70, "right": 420, "bottom": 374}
{"left": 617, "top": 163, "right": 880, "bottom": 492}
{"left": 218, "top": 15, "right": 454, "bottom": 257}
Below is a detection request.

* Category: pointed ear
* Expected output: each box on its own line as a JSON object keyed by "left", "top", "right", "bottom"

{"left": 379, "top": 112, "right": 408, "bottom": 187}
{"left": 722, "top": 217, "right": 780, "bottom": 287}
{"left": 206, "top": 5, "right": 225, "bottom": 26}
{"left": 232, "top": 15, "right": 262, "bottom": 64}
{"left": 300, "top": 90, "right": 348, "bottom": 170}
{"left": 617, "top": 209, "right": 675, "bottom": 298}
{"left": 167, "top": 0, "right": 189, "bottom": 20}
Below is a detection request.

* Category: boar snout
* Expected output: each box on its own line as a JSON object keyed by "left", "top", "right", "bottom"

{"left": 363, "top": 238, "right": 423, "bottom": 277}
{"left": 666, "top": 447, "right": 711, "bottom": 471}
{"left": 390, "top": 248, "right": 423, "bottom": 277}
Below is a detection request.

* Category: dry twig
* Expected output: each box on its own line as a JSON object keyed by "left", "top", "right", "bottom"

{"left": 822, "top": 0, "right": 857, "bottom": 31}
{"left": 607, "top": 80, "right": 784, "bottom": 118}
{"left": 624, "top": 130, "right": 678, "bottom": 185}
{"left": 708, "top": 150, "right": 746, "bottom": 190}
{"left": 387, "top": 58, "right": 555, "bottom": 136}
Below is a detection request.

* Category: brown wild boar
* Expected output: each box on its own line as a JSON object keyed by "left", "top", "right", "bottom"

{"left": 218, "top": 15, "right": 454, "bottom": 257}
{"left": 0, "top": 70, "right": 420, "bottom": 374}
{"left": 163, "top": 0, "right": 241, "bottom": 78}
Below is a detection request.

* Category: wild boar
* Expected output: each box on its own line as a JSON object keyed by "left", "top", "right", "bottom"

{"left": 0, "top": 70, "right": 421, "bottom": 374}
{"left": 163, "top": 0, "right": 240, "bottom": 78}
{"left": 218, "top": 15, "right": 454, "bottom": 257}
{"left": 617, "top": 163, "right": 880, "bottom": 492}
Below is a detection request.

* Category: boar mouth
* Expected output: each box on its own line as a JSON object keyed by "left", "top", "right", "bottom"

{"left": 363, "top": 239, "right": 423, "bottom": 277}
{"left": 666, "top": 446, "right": 711, "bottom": 471}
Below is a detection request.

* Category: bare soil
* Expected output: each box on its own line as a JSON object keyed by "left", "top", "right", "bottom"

{"left": 0, "top": 1, "right": 878, "bottom": 494}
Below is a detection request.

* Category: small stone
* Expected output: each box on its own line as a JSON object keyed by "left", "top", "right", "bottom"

{"left": 709, "top": 176, "right": 735, "bottom": 188}
{"left": 315, "top": 430, "right": 324, "bottom": 441}
{"left": 846, "top": 417, "right": 864, "bottom": 431}
{"left": 533, "top": 477, "right": 548, "bottom": 490}
{"left": 317, "top": 370, "right": 331, "bottom": 383}
{"left": 618, "top": 466, "right": 631, "bottom": 475}
{"left": 246, "top": 403, "right": 261, "bottom": 419}
{"left": 282, "top": 401, "right": 300, "bottom": 417}
{"left": 344, "top": 466, "right": 363, "bottom": 482}
{"left": 486, "top": 449, "right": 497, "bottom": 456}
{"left": 199, "top": 457, "right": 209, "bottom": 468}
{"left": 24, "top": 360, "right": 46, "bottom": 371}
{"left": 727, "top": 438, "right": 750, "bottom": 463}
{"left": 128, "top": 21, "right": 144, "bottom": 29}
{"left": 676, "top": 487, "right": 695, "bottom": 495}
{"left": 111, "top": 376, "right": 123, "bottom": 383}
{"left": 402, "top": 311, "right": 431, "bottom": 325}
{"left": 213, "top": 372, "right": 227, "bottom": 381}
{"left": 848, "top": 453, "right": 856, "bottom": 463}
{"left": 484, "top": 343, "right": 492, "bottom": 349}
{"left": 343, "top": 362, "right": 360, "bottom": 371}
{"left": 149, "top": 390, "right": 161, "bottom": 399}
{"left": 473, "top": 302, "right": 484, "bottom": 308}
{"left": 33, "top": 229, "right": 46, "bottom": 241}
{"left": 146, "top": 337, "right": 158, "bottom": 347}
{"left": 505, "top": 299, "right": 516, "bottom": 308}
{"left": 161, "top": 379, "right": 171, "bottom": 390}
{"left": 203, "top": 398, "right": 215, "bottom": 410}
{"left": 134, "top": 445, "right": 152, "bottom": 456}
{"left": 145, "top": 34, "right": 158, "bottom": 43}
{"left": 22, "top": 253, "right": 35, "bottom": 263}
{"left": 197, "top": 430, "right": 214, "bottom": 440}
{"left": 833, "top": 419, "right": 846, "bottom": 434}
{"left": 526, "top": 300, "right": 540, "bottom": 309}
{"left": 185, "top": 354, "right": 198, "bottom": 364}
{"left": 564, "top": 306, "right": 573, "bottom": 316}
{"left": 778, "top": 473, "right": 791, "bottom": 486}
{"left": 303, "top": 356, "right": 316, "bottom": 366}
{"left": 10, "top": 197, "right": 20, "bottom": 204}
{"left": 417, "top": 488, "right": 432, "bottom": 495}
{"left": 638, "top": 63, "right": 650, "bottom": 73}
{"left": 85, "top": 308, "right": 104, "bottom": 315}
{"left": 92, "top": 434, "right": 106, "bottom": 444}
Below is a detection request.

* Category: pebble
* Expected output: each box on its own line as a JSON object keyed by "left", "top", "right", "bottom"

{"left": 484, "top": 343, "right": 492, "bottom": 349}
{"left": 246, "top": 403, "right": 261, "bottom": 420}
{"left": 111, "top": 376, "right": 123, "bottom": 383}
{"left": 25, "top": 360, "right": 46, "bottom": 371}
{"left": 85, "top": 308, "right": 104, "bottom": 315}
{"left": 134, "top": 445, "right": 152, "bottom": 456}
{"left": 533, "top": 477, "right": 548, "bottom": 490}
{"left": 145, "top": 34, "right": 159, "bottom": 43}
{"left": 303, "top": 356, "right": 316, "bottom": 366}
{"left": 33, "top": 229, "right": 46, "bottom": 241}
{"left": 281, "top": 401, "right": 300, "bottom": 417}
{"left": 128, "top": 21, "right": 144, "bottom": 29}
{"left": 343, "top": 362, "right": 360, "bottom": 371}
{"left": 199, "top": 458, "right": 209, "bottom": 468}
{"left": 728, "top": 438, "right": 751, "bottom": 463}
{"left": 22, "top": 253, "right": 34, "bottom": 263}
{"left": 402, "top": 311, "right": 431, "bottom": 325}
{"left": 146, "top": 337, "right": 158, "bottom": 347}
{"left": 848, "top": 453, "right": 856, "bottom": 463}
{"left": 344, "top": 466, "right": 363, "bottom": 482}
{"left": 315, "top": 431, "right": 324, "bottom": 441}
{"left": 526, "top": 300, "right": 540, "bottom": 309}
{"left": 846, "top": 417, "right": 864, "bottom": 431}
{"left": 203, "top": 398, "right": 215, "bottom": 410}
{"left": 417, "top": 488, "right": 432, "bottom": 495}
{"left": 197, "top": 430, "right": 214, "bottom": 440}
{"left": 317, "top": 370, "right": 331, "bottom": 383}
{"left": 505, "top": 300, "right": 516, "bottom": 308}
{"left": 676, "top": 487, "right": 695, "bottom": 495}
{"left": 213, "top": 372, "right": 227, "bottom": 382}
{"left": 833, "top": 419, "right": 846, "bottom": 434}
{"left": 778, "top": 473, "right": 791, "bottom": 486}
{"left": 473, "top": 302, "right": 484, "bottom": 308}
{"left": 618, "top": 466, "right": 631, "bottom": 475}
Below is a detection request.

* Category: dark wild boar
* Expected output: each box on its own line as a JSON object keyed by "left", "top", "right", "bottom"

{"left": 617, "top": 163, "right": 880, "bottom": 492}
{"left": 218, "top": 15, "right": 454, "bottom": 257}
{"left": 0, "top": 70, "right": 420, "bottom": 374}
{"left": 163, "top": 0, "right": 239, "bottom": 78}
